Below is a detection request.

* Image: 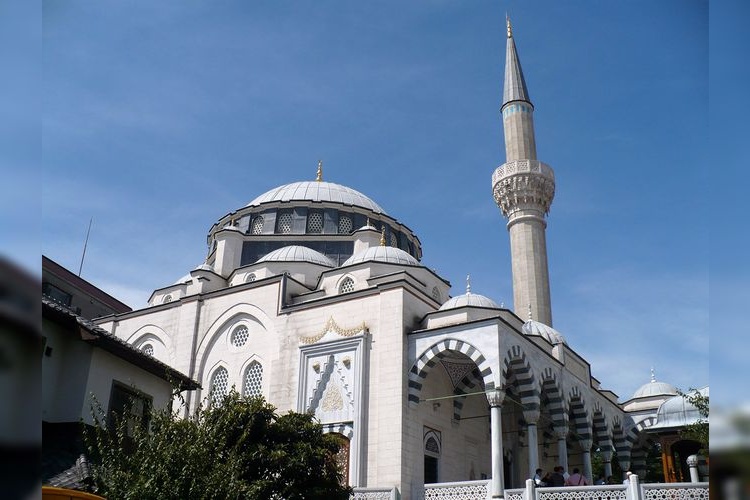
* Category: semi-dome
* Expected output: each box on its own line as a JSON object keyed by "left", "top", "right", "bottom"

{"left": 522, "top": 319, "right": 567, "bottom": 345}
{"left": 257, "top": 245, "right": 335, "bottom": 267}
{"left": 343, "top": 246, "right": 420, "bottom": 267}
{"left": 632, "top": 370, "right": 678, "bottom": 399}
{"left": 248, "top": 181, "right": 386, "bottom": 214}
{"left": 651, "top": 386, "right": 708, "bottom": 430}
{"left": 439, "top": 292, "right": 501, "bottom": 311}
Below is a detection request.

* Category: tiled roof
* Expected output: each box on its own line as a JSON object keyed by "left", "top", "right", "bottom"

{"left": 43, "top": 296, "right": 199, "bottom": 390}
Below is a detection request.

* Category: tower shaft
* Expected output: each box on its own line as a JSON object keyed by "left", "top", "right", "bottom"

{"left": 492, "top": 20, "right": 555, "bottom": 326}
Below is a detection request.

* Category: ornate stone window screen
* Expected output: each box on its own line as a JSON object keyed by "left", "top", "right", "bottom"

{"left": 338, "top": 214, "right": 353, "bottom": 234}
{"left": 339, "top": 277, "right": 355, "bottom": 294}
{"left": 231, "top": 325, "right": 249, "bottom": 347}
{"left": 251, "top": 216, "right": 264, "bottom": 235}
{"left": 245, "top": 273, "right": 257, "bottom": 283}
{"left": 424, "top": 481, "right": 490, "bottom": 500}
{"left": 209, "top": 366, "right": 229, "bottom": 405}
{"left": 389, "top": 232, "right": 397, "bottom": 248}
{"left": 276, "top": 212, "right": 292, "bottom": 233}
{"left": 141, "top": 343, "right": 154, "bottom": 357}
{"left": 307, "top": 211, "right": 324, "bottom": 233}
{"left": 243, "top": 361, "right": 263, "bottom": 397}
{"left": 431, "top": 286, "right": 441, "bottom": 302}
{"left": 162, "top": 294, "right": 173, "bottom": 304}
{"left": 642, "top": 484, "right": 709, "bottom": 500}
{"left": 538, "top": 487, "right": 627, "bottom": 500}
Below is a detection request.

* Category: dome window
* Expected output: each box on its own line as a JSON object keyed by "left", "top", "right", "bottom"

{"left": 231, "top": 325, "right": 249, "bottom": 347}
{"left": 162, "top": 294, "right": 173, "bottom": 304}
{"left": 307, "top": 211, "right": 324, "bottom": 234}
{"left": 338, "top": 214, "right": 353, "bottom": 234}
{"left": 251, "top": 216, "right": 265, "bottom": 235}
{"left": 141, "top": 343, "right": 154, "bottom": 357}
{"left": 276, "top": 212, "right": 293, "bottom": 234}
{"left": 389, "top": 232, "right": 398, "bottom": 248}
{"left": 339, "top": 277, "right": 355, "bottom": 294}
{"left": 245, "top": 273, "right": 257, "bottom": 283}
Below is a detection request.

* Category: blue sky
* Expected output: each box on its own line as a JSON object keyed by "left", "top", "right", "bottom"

{"left": 37, "top": 1, "right": 713, "bottom": 402}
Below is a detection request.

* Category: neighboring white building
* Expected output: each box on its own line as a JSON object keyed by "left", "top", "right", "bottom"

{"left": 94, "top": 19, "right": 702, "bottom": 498}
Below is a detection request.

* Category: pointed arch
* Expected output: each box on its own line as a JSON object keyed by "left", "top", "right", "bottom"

{"left": 502, "top": 345, "right": 539, "bottom": 418}
{"left": 567, "top": 386, "right": 591, "bottom": 443}
{"left": 408, "top": 339, "right": 495, "bottom": 406}
{"left": 540, "top": 367, "right": 568, "bottom": 431}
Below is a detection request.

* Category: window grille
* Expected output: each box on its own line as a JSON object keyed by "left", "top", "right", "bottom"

{"left": 231, "top": 325, "right": 249, "bottom": 347}
{"left": 307, "top": 212, "right": 324, "bottom": 233}
{"left": 210, "top": 366, "right": 229, "bottom": 404}
{"left": 251, "top": 216, "right": 264, "bottom": 235}
{"left": 141, "top": 344, "right": 154, "bottom": 356}
{"left": 276, "top": 212, "right": 292, "bottom": 233}
{"left": 243, "top": 361, "right": 263, "bottom": 397}
{"left": 339, "top": 277, "right": 355, "bottom": 294}
{"left": 338, "top": 215, "right": 353, "bottom": 234}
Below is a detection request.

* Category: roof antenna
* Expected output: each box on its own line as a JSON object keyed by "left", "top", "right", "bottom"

{"left": 78, "top": 217, "right": 93, "bottom": 277}
{"left": 316, "top": 159, "right": 323, "bottom": 182}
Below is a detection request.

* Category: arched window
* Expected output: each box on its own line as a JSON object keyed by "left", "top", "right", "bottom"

{"left": 209, "top": 366, "right": 229, "bottom": 405}
{"left": 251, "top": 216, "right": 264, "bottom": 235}
{"left": 307, "top": 211, "right": 324, "bottom": 233}
{"left": 276, "top": 211, "right": 293, "bottom": 233}
{"left": 245, "top": 273, "right": 257, "bottom": 283}
{"left": 243, "top": 361, "right": 263, "bottom": 397}
{"left": 424, "top": 429, "right": 441, "bottom": 484}
{"left": 231, "top": 325, "right": 249, "bottom": 347}
{"left": 330, "top": 432, "right": 350, "bottom": 486}
{"left": 339, "top": 277, "right": 355, "bottom": 294}
{"left": 338, "top": 214, "right": 353, "bottom": 234}
{"left": 389, "top": 232, "right": 398, "bottom": 248}
{"left": 431, "top": 286, "right": 441, "bottom": 302}
{"left": 141, "top": 343, "right": 154, "bottom": 357}
{"left": 162, "top": 294, "right": 173, "bottom": 304}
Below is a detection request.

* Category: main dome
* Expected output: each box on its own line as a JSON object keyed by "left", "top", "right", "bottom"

{"left": 248, "top": 181, "right": 387, "bottom": 214}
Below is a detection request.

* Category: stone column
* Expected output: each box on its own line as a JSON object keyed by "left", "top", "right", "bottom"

{"left": 579, "top": 439, "right": 593, "bottom": 483}
{"left": 687, "top": 455, "right": 700, "bottom": 483}
{"left": 523, "top": 410, "right": 541, "bottom": 479}
{"left": 602, "top": 449, "right": 613, "bottom": 479}
{"left": 554, "top": 426, "right": 568, "bottom": 473}
{"left": 487, "top": 389, "right": 506, "bottom": 499}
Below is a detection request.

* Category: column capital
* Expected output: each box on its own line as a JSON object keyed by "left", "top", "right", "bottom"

{"left": 553, "top": 425, "right": 568, "bottom": 439}
{"left": 578, "top": 438, "right": 593, "bottom": 451}
{"left": 522, "top": 409, "right": 540, "bottom": 425}
{"left": 486, "top": 389, "right": 506, "bottom": 407}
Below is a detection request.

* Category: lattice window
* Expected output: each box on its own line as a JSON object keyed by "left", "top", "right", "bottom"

{"left": 338, "top": 214, "right": 353, "bottom": 234}
{"left": 209, "top": 366, "right": 229, "bottom": 404}
{"left": 251, "top": 216, "right": 264, "bottom": 235}
{"left": 231, "top": 325, "right": 249, "bottom": 347}
{"left": 243, "top": 361, "right": 263, "bottom": 397}
{"left": 339, "top": 277, "right": 355, "bottom": 294}
{"left": 276, "top": 212, "right": 292, "bottom": 233}
{"left": 389, "top": 232, "right": 397, "bottom": 247}
{"left": 141, "top": 343, "right": 154, "bottom": 357}
{"left": 245, "top": 273, "right": 257, "bottom": 283}
{"left": 307, "top": 211, "right": 324, "bottom": 233}
{"left": 432, "top": 286, "right": 441, "bottom": 302}
{"left": 162, "top": 294, "right": 173, "bottom": 304}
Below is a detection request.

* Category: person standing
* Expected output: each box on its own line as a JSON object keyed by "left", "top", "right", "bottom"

{"left": 533, "top": 468, "right": 545, "bottom": 487}
{"left": 565, "top": 468, "right": 589, "bottom": 486}
{"left": 623, "top": 471, "right": 633, "bottom": 485}
{"left": 549, "top": 466, "right": 566, "bottom": 487}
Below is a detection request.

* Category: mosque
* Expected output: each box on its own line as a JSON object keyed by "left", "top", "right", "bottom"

{"left": 95, "top": 19, "right": 706, "bottom": 498}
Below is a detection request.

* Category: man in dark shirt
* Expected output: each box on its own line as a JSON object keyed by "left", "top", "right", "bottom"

{"left": 549, "top": 466, "right": 566, "bottom": 487}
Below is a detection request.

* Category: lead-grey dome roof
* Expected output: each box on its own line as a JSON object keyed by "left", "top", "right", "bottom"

{"left": 633, "top": 379, "right": 678, "bottom": 399}
{"left": 343, "top": 246, "right": 420, "bottom": 267}
{"left": 522, "top": 320, "right": 567, "bottom": 345}
{"left": 248, "top": 181, "right": 386, "bottom": 214}
{"left": 257, "top": 245, "right": 335, "bottom": 267}
{"left": 439, "top": 292, "right": 501, "bottom": 311}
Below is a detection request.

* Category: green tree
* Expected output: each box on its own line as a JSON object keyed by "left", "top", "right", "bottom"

{"left": 679, "top": 388, "right": 709, "bottom": 455}
{"left": 86, "top": 390, "right": 352, "bottom": 499}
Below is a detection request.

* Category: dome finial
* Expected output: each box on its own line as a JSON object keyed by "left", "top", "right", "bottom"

{"left": 380, "top": 226, "right": 386, "bottom": 246}
{"left": 506, "top": 13, "right": 513, "bottom": 38}
{"left": 316, "top": 160, "right": 323, "bottom": 182}
{"left": 466, "top": 274, "right": 471, "bottom": 294}
{"left": 650, "top": 367, "right": 656, "bottom": 383}
{"left": 528, "top": 303, "right": 533, "bottom": 320}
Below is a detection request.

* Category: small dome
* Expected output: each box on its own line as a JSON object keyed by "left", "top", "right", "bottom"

{"left": 343, "top": 246, "right": 420, "bottom": 267}
{"left": 522, "top": 320, "right": 567, "bottom": 345}
{"left": 257, "top": 245, "right": 335, "bottom": 267}
{"left": 439, "top": 292, "right": 501, "bottom": 311}
{"left": 633, "top": 380, "right": 679, "bottom": 399}
{"left": 653, "top": 387, "right": 708, "bottom": 429}
{"left": 248, "top": 181, "right": 386, "bottom": 214}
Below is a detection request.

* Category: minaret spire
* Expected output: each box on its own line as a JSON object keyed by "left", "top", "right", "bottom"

{"left": 506, "top": 13, "right": 513, "bottom": 38}
{"left": 492, "top": 19, "right": 556, "bottom": 326}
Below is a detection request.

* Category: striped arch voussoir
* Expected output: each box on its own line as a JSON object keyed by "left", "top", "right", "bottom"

{"left": 408, "top": 339, "right": 494, "bottom": 406}
{"left": 502, "top": 346, "right": 538, "bottom": 413}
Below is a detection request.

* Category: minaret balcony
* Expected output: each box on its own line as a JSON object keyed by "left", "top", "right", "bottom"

{"left": 492, "top": 160, "right": 556, "bottom": 219}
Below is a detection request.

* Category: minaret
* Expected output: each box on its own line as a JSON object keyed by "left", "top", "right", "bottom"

{"left": 492, "top": 16, "right": 556, "bottom": 326}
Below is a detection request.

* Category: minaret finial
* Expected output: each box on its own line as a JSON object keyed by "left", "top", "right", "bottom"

{"left": 380, "top": 226, "right": 386, "bottom": 246}
{"left": 316, "top": 160, "right": 323, "bottom": 182}
{"left": 466, "top": 274, "right": 471, "bottom": 294}
{"left": 506, "top": 13, "right": 513, "bottom": 38}
{"left": 528, "top": 303, "right": 533, "bottom": 320}
{"left": 650, "top": 367, "right": 656, "bottom": 383}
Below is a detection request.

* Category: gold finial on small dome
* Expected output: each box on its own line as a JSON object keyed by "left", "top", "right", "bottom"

{"left": 316, "top": 160, "right": 323, "bottom": 182}
{"left": 380, "top": 226, "right": 386, "bottom": 246}
{"left": 506, "top": 13, "right": 513, "bottom": 38}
